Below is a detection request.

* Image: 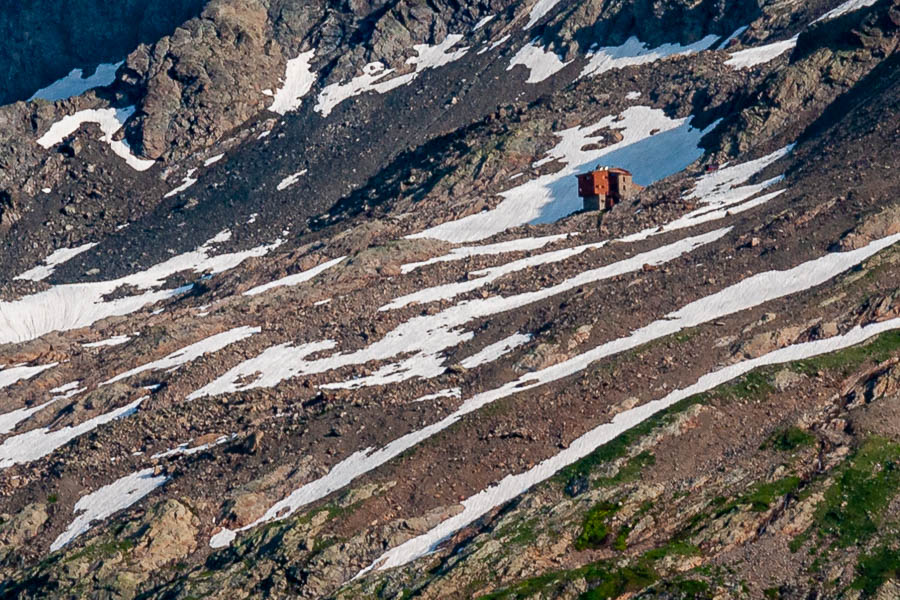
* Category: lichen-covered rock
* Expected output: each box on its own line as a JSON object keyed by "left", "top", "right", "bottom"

{"left": 0, "top": 504, "right": 48, "bottom": 560}
{"left": 130, "top": 499, "right": 200, "bottom": 571}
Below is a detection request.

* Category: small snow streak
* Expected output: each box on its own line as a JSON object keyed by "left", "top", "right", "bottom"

{"left": 204, "top": 153, "right": 225, "bottom": 166}
{"left": 164, "top": 175, "right": 198, "bottom": 198}
{"left": 82, "top": 335, "right": 131, "bottom": 349}
{"left": 460, "top": 333, "right": 532, "bottom": 369}
{"left": 813, "top": 0, "right": 877, "bottom": 23}
{"left": 525, "top": 0, "right": 563, "bottom": 29}
{"left": 244, "top": 256, "right": 346, "bottom": 297}
{"left": 725, "top": 36, "right": 798, "bottom": 69}
{"left": 473, "top": 15, "right": 495, "bottom": 30}
{"left": 15, "top": 242, "right": 98, "bottom": 282}
{"left": 102, "top": 326, "right": 260, "bottom": 386}
{"left": 276, "top": 169, "right": 308, "bottom": 191}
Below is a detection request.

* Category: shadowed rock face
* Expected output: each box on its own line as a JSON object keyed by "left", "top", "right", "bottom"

{"left": 0, "top": 0, "right": 205, "bottom": 105}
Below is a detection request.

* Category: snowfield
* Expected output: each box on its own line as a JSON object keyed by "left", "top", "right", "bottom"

{"left": 191, "top": 229, "right": 727, "bottom": 400}
{"left": 212, "top": 231, "right": 900, "bottom": 549}
{"left": 358, "top": 315, "right": 900, "bottom": 575}
{"left": 410, "top": 106, "right": 717, "bottom": 243}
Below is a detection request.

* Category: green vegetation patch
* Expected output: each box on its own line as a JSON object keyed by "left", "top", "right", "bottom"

{"left": 477, "top": 559, "right": 657, "bottom": 600}
{"left": 853, "top": 544, "right": 900, "bottom": 597}
{"left": 765, "top": 427, "right": 816, "bottom": 452}
{"left": 643, "top": 540, "right": 702, "bottom": 562}
{"left": 555, "top": 391, "right": 707, "bottom": 490}
{"left": 714, "top": 476, "right": 802, "bottom": 517}
{"left": 596, "top": 451, "right": 656, "bottom": 488}
{"left": 574, "top": 501, "right": 619, "bottom": 550}
{"left": 64, "top": 538, "right": 134, "bottom": 564}
{"left": 505, "top": 518, "right": 538, "bottom": 546}
{"left": 648, "top": 578, "right": 714, "bottom": 599}
{"left": 721, "top": 371, "right": 775, "bottom": 402}
{"left": 815, "top": 436, "right": 900, "bottom": 546}
{"left": 743, "top": 477, "right": 802, "bottom": 512}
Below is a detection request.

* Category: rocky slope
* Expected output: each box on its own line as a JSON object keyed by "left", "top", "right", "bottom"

{"left": 0, "top": 0, "right": 898, "bottom": 598}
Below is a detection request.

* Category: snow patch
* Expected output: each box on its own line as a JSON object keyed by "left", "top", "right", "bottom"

{"left": 15, "top": 242, "right": 98, "bottom": 282}
{"left": 525, "top": 0, "right": 563, "bottom": 29}
{"left": 387, "top": 239, "right": 606, "bottom": 310}
{"left": 401, "top": 234, "right": 568, "bottom": 274}
{"left": 508, "top": 41, "right": 572, "bottom": 83}
{"left": 29, "top": 62, "right": 122, "bottom": 102}
{"left": 473, "top": 15, "right": 495, "bottom": 30}
{"left": 0, "top": 363, "right": 58, "bottom": 390}
{"left": 460, "top": 333, "right": 532, "bottom": 369}
{"left": 412, "top": 388, "right": 461, "bottom": 403}
{"left": 164, "top": 171, "right": 198, "bottom": 198}
{"left": 204, "top": 153, "right": 225, "bottom": 166}
{"left": 82, "top": 335, "right": 131, "bottom": 349}
{"left": 276, "top": 169, "right": 308, "bottom": 191}
{"left": 51, "top": 468, "right": 167, "bottom": 551}
{"left": 479, "top": 34, "right": 512, "bottom": 55}
{"left": 152, "top": 434, "right": 234, "bottom": 459}
{"left": 315, "top": 36, "right": 468, "bottom": 117}
{"left": 0, "top": 400, "right": 57, "bottom": 435}
{"left": 580, "top": 35, "right": 719, "bottom": 78}
{"left": 270, "top": 50, "right": 317, "bottom": 115}
{"left": 0, "top": 398, "right": 144, "bottom": 469}
{"left": 37, "top": 106, "right": 154, "bottom": 171}
{"left": 0, "top": 231, "right": 281, "bottom": 345}
{"left": 814, "top": 0, "right": 878, "bottom": 23}
{"left": 411, "top": 106, "right": 714, "bottom": 243}
{"left": 725, "top": 36, "right": 798, "bottom": 69}
{"left": 618, "top": 145, "right": 795, "bottom": 242}
{"left": 717, "top": 25, "right": 749, "bottom": 49}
